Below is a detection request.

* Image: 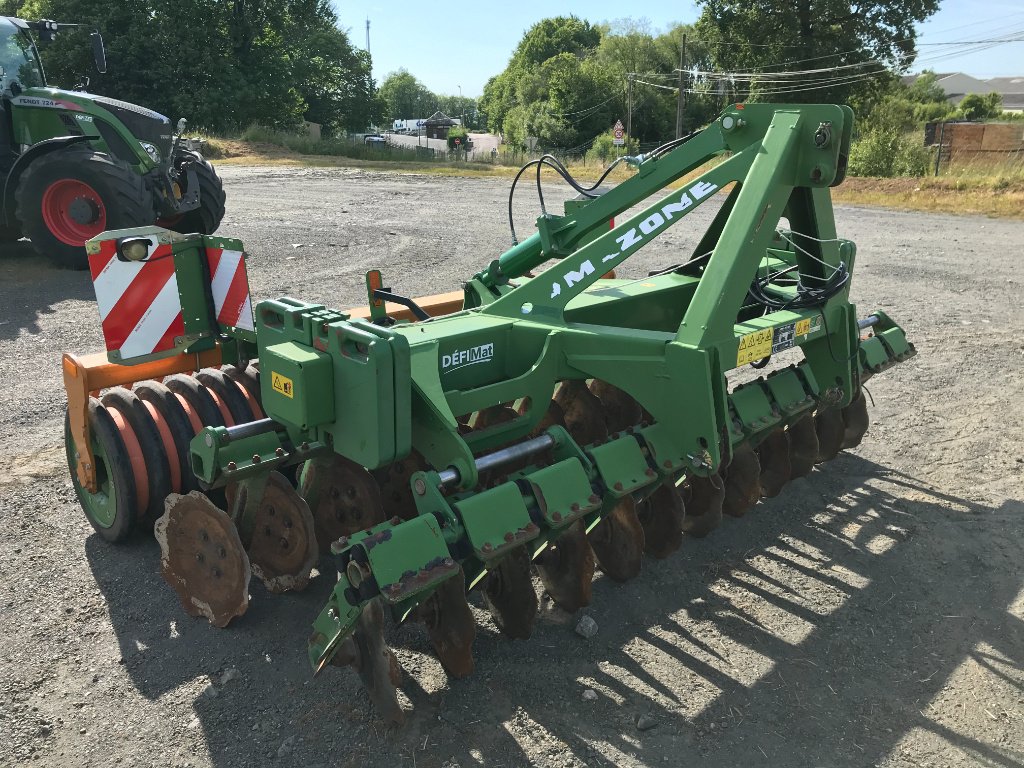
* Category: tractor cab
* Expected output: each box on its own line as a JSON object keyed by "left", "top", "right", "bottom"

{"left": 0, "top": 16, "right": 225, "bottom": 269}
{"left": 0, "top": 18, "right": 45, "bottom": 174}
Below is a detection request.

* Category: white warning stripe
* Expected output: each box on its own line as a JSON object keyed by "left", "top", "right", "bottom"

{"left": 92, "top": 237, "right": 160, "bottom": 320}
{"left": 210, "top": 249, "right": 243, "bottom": 315}
{"left": 119, "top": 273, "right": 182, "bottom": 359}
{"left": 236, "top": 295, "right": 255, "bottom": 331}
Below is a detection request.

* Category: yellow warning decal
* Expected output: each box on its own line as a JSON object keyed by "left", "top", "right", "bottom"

{"left": 271, "top": 371, "right": 294, "bottom": 399}
{"left": 795, "top": 318, "right": 811, "bottom": 336}
{"left": 737, "top": 328, "right": 774, "bottom": 366}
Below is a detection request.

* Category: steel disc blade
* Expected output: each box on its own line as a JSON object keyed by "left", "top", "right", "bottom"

{"left": 372, "top": 450, "right": 427, "bottom": 522}
{"left": 588, "top": 380, "right": 642, "bottom": 434}
{"left": 155, "top": 492, "right": 250, "bottom": 628}
{"left": 244, "top": 472, "right": 318, "bottom": 593}
{"left": 815, "top": 408, "right": 845, "bottom": 463}
{"left": 681, "top": 473, "right": 724, "bottom": 538}
{"left": 757, "top": 429, "right": 791, "bottom": 498}
{"left": 331, "top": 598, "right": 405, "bottom": 725}
{"left": 587, "top": 495, "right": 644, "bottom": 582}
{"left": 841, "top": 390, "right": 870, "bottom": 449}
{"left": 554, "top": 380, "right": 608, "bottom": 447}
{"left": 636, "top": 482, "right": 685, "bottom": 558}
{"left": 722, "top": 443, "right": 761, "bottom": 517}
{"left": 300, "top": 456, "right": 385, "bottom": 554}
{"left": 483, "top": 547, "right": 538, "bottom": 640}
{"left": 535, "top": 521, "right": 594, "bottom": 612}
{"left": 786, "top": 414, "right": 819, "bottom": 479}
{"left": 417, "top": 568, "right": 476, "bottom": 678}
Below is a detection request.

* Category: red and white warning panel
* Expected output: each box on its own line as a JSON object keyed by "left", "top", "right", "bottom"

{"left": 89, "top": 233, "right": 255, "bottom": 362}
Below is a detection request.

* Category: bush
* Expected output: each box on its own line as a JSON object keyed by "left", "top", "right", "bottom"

{"left": 848, "top": 131, "right": 931, "bottom": 177}
{"left": 585, "top": 130, "right": 639, "bottom": 165}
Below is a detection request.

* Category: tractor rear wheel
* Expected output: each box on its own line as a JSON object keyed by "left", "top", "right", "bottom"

{"left": 16, "top": 145, "right": 154, "bottom": 270}
{"left": 160, "top": 151, "right": 225, "bottom": 235}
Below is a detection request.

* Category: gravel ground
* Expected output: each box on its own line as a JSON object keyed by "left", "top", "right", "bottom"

{"left": 1, "top": 166, "right": 1022, "bottom": 768}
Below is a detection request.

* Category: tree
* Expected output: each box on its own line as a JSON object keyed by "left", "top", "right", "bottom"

{"left": 12, "top": 0, "right": 378, "bottom": 133}
{"left": 958, "top": 92, "right": 1002, "bottom": 121}
{"left": 378, "top": 69, "right": 436, "bottom": 120}
{"left": 694, "top": 0, "right": 940, "bottom": 106}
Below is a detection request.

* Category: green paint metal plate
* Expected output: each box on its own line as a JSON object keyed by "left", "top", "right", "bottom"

{"left": 527, "top": 458, "right": 600, "bottom": 528}
{"left": 766, "top": 367, "right": 814, "bottom": 414}
{"left": 587, "top": 436, "right": 654, "bottom": 497}
{"left": 261, "top": 341, "right": 334, "bottom": 430}
{"left": 454, "top": 483, "right": 539, "bottom": 561}
{"left": 730, "top": 383, "right": 780, "bottom": 434}
{"left": 359, "top": 515, "right": 459, "bottom": 604}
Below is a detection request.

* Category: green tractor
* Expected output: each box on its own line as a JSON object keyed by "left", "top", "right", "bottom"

{"left": 0, "top": 17, "right": 225, "bottom": 268}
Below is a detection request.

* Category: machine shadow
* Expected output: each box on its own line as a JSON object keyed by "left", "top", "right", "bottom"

{"left": 85, "top": 453, "right": 1024, "bottom": 768}
{"left": 0, "top": 241, "right": 93, "bottom": 340}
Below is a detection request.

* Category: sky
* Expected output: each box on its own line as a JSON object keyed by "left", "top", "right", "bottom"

{"left": 333, "top": 0, "right": 1024, "bottom": 97}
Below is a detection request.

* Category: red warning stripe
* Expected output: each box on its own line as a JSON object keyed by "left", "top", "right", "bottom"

{"left": 101, "top": 254, "right": 178, "bottom": 352}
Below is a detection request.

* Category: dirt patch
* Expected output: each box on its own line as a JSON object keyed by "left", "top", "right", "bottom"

{"left": 1, "top": 168, "right": 1022, "bottom": 768}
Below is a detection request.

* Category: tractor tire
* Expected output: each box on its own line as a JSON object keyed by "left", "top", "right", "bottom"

{"left": 163, "top": 151, "right": 225, "bottom": 235}
{"left": 16, "top": 145, "right": 154, "bottom": 270}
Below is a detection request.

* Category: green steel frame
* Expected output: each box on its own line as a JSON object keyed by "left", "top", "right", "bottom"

{"left": 102, "top": 103, "right": 915, "bottom": 675}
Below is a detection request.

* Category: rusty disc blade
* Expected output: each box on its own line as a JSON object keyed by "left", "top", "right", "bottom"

{"left": 588, "top": 380, "right": 642, "bottom": 434}
{"left": 535, "top": 521, "right": 594, "bottom": 612}
{"left": 587, "top": 495, "right": 644, "bottom": 582}
{"left": 483, "top": 547, "right": 538, "bottom": 640}
{"left": 332, "top": 598, "right": 405, "bottom": 725}
{"left": 636, "top": 482, "right": 685, "bottom": 558}
{"left": 554, "top": 380, "right": 609, "bottom": 447}
{"left": 757, "top": 429, "right": 791, "bottom": 498}
{"left": 841, "top": 390, "right": 870, "bottom": 449}
{"left": 681, "top": 473, "right": 724, "bottom": 538}
{"left": 523, "top": 398, "right": 566, "bottom": 436}
{"left": 417, "top": 568, "right": 476, "bottom": 678}
{"left": 300, "top": 455, "right": 385, "bottom": 555}
{"left": 722, "top": 443, "right": 761, "bottom": 517}
{"left": 814, "top": 408, "right": 845, "bottom": 463}
{"left": 372, "top": 450, "right": 427, "bottom": 522}
{"left": 786, "top": 413, "right": 819, "bottom": 479}
{"left": 155, "top": 492, "right": 250, "bottom": 628}
{"left": 244, "top": 472, "right": 318, "bottom": 593}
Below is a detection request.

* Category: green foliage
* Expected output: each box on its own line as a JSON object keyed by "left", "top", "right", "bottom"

{"left": 481, "top": 17, "right": 721, "bottom": 151}
{"left": 585, "top": 129, "right": 638, "bottom": 164}
{"left": 379, "top": 69, "right": 436, "bottom": 121}
{"left": 446, "top": 124, "right": 467, "bottom": 149}
{"left": 240, "top": 124, "right": 421, "bottom": 160}
{"left": 848, "top": 131, "right": 930, "bottom": 177}
{"left": 10, "top": 0, "right": 378, "bottom": 133}
{"left": 695, "top": 0, "right": 940, "bottom": 106}
{"left": 957, "top": 92, "right": 1002, "bottom": 120}
{"left": 854, "top": 71, "right": 955, "bottom": 136}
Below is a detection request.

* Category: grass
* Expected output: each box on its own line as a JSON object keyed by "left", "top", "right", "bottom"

{"left": 201, "top": 129, "right": 1024, "bottom": 219}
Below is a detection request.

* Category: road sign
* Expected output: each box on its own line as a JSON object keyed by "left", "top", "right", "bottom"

{"left": 613, "top": 119, "right": 625, "bottom": 146}
{"left": 454, "top": 138, "right": 461, "bottom": 146}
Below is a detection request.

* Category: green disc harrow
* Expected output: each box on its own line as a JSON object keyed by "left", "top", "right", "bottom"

{"left": 63, "top": 103, "right": 915, "bottom": 724}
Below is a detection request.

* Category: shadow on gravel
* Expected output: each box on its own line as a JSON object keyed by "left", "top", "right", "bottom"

{"left": 0, "top": 241, "right": 92, "bottom": 340}
{"left": 84, "top": 454, "right": 1024, "bottom": 768}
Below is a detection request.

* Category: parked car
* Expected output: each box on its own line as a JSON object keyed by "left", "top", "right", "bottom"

{"left": 364, "top": 135, "right": 387, "bottom": 146}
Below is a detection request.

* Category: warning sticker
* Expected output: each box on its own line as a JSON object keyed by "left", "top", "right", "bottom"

{"left": 737, "top": 328, "right": 774, "bottom": 366}
{"left": 795, "top": 316, "right": 822, "bottom": 337}
{"left": 271, "top": 371, "right": 294, "bottom": 399}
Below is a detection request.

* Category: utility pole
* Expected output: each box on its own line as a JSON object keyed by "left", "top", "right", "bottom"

{"left": 365, "top": 18, "right": 370, "bottom": 54}
{"left": 626, "top": 73, "right": 633, "bottom": 142}
{"left": 675, "top": 34, "right": 687, "bottom": 139}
